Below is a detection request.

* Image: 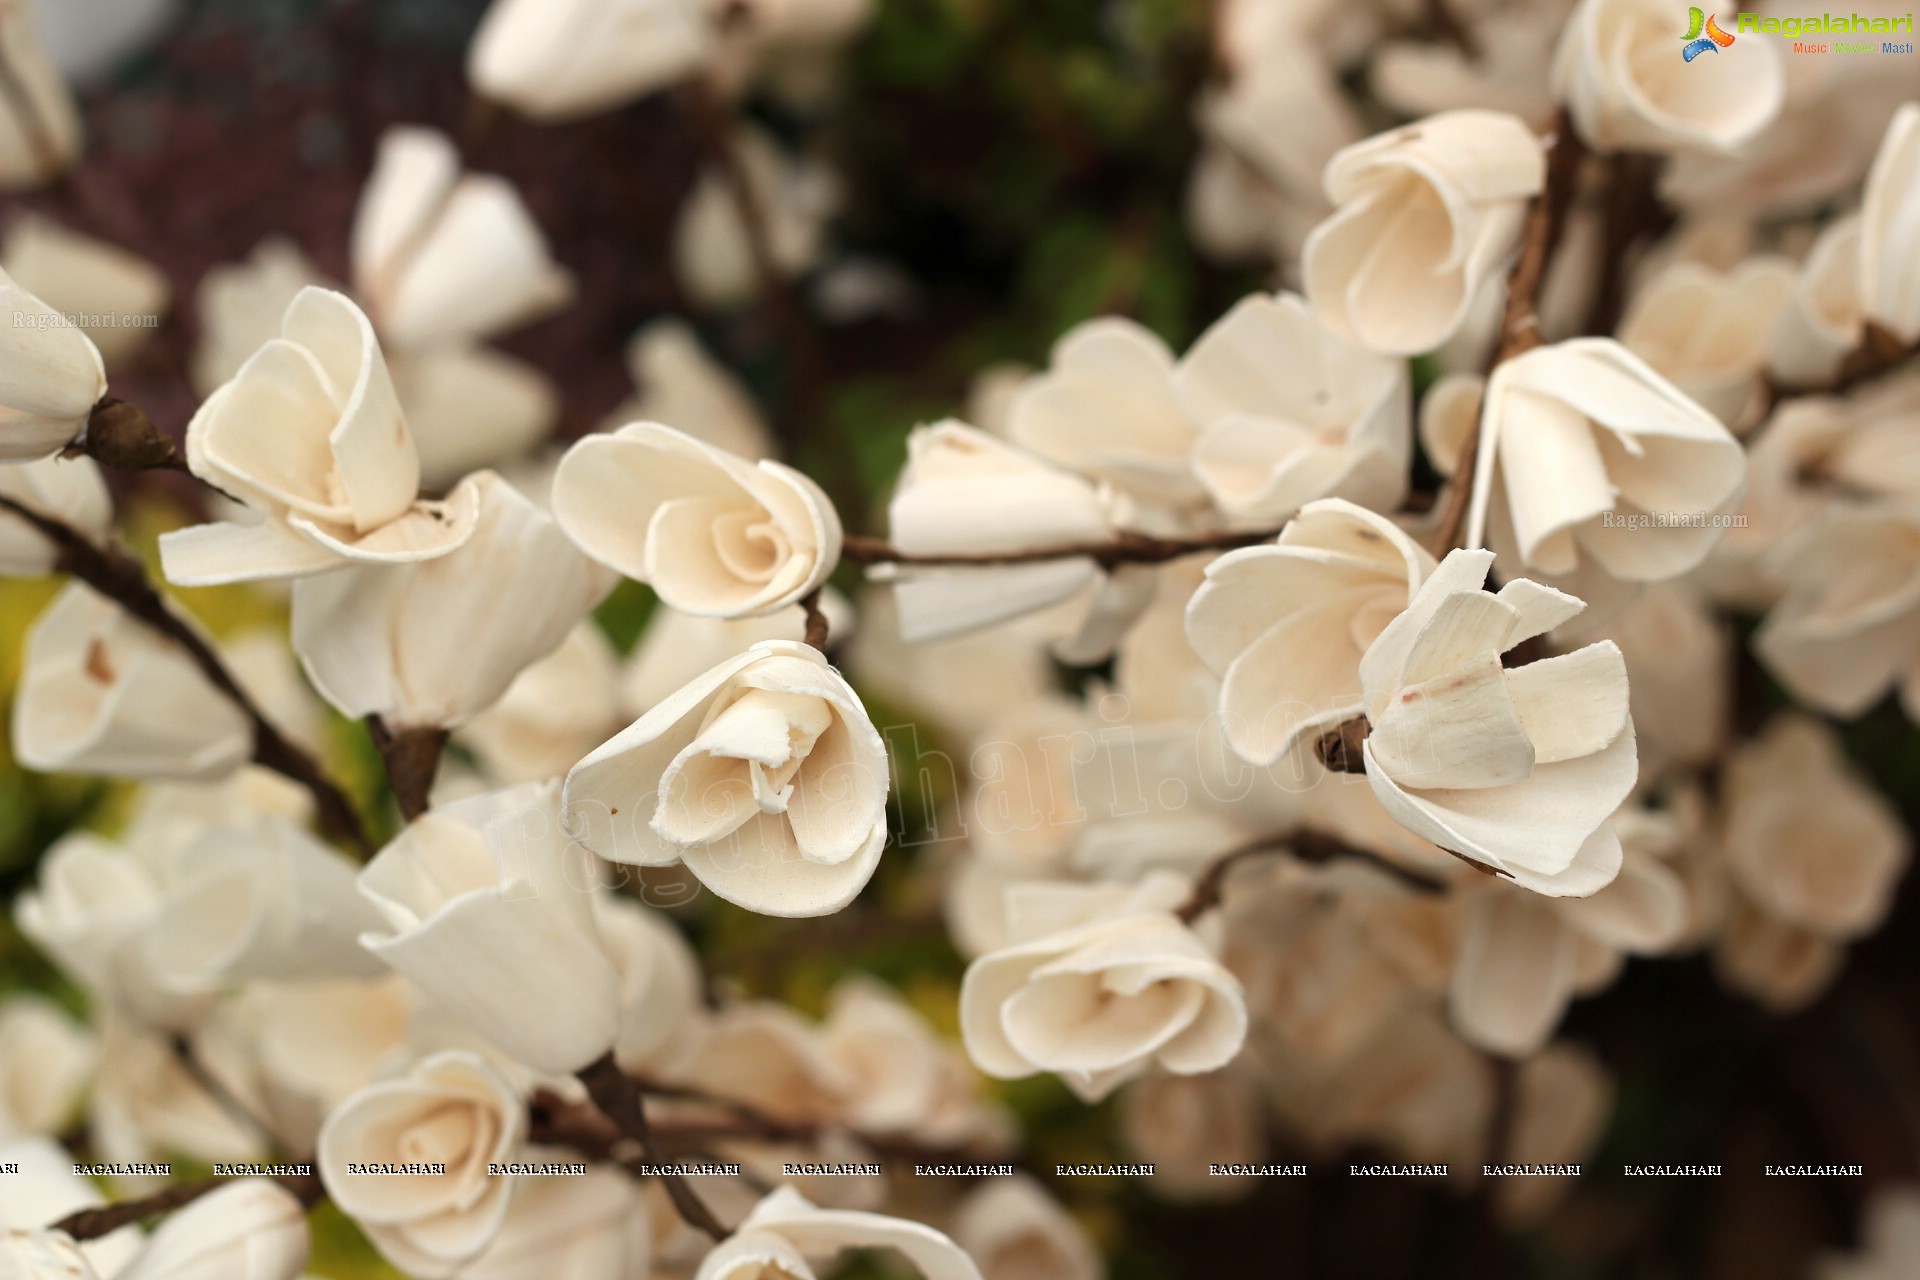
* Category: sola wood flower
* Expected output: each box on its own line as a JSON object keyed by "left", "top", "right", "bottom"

{"left": 1303, "top": 110, "right": 1546, "bottom": 356}
{"left": 1769, "top": 215, "right": 1866, "bottom": 388}
{"left": 1862, "top": 101, "right": 1920, "bottom": 343}
{"left": 0, "top": 267, "right": 106, "bottom": 462}
{"left": 1, "top": 1229, "right": 100, "bottom": 1280}
{"left": 1617, "top": 257, "right": 1797, "bottom": 430}
{"left": 1, "top": 216, "right": 170, "bottom": 368}
{"left": 114, "top": 1179, "right": 309, "bottom": 1280}
{"left": 1356, "top": 548, "right": 1638, "bottom": 896}
{"left": 469, "top": 0, "right": 712, "bottom": 122}
{"left": 1186, "top": 498, "right": 1434, "bottom": 767}
{"left": 0, "top": 0, "right": 81, "bottom": 189}
{"left": 317, "top": 1051, "right": 524, "bottom": 1279}
{"left": 0, "top": 455, "right": 109, "bottom": 577}
{"left": 0, "top": 1136, "right": 140, "bottom": 1273}
{"left": 697, "top": 1187, "right": 983, "bottom": 1280}
{"left": 958, "top": 873, "right": 1248, "bottom": 1102}
{"left": 460, "top": 1167, "right": 651, "bottom": 1280}
{"left": 565, "top": 640, "right": 889, "bottom": 917}
{"left": 0, "top": 995, "right": 93, "bottom": 1141}
{"left": 953, "top": 1176, "right": 1104, "bottom": 1280}
{"left": 553, "top": 422, "right": 840, "bottom": 618}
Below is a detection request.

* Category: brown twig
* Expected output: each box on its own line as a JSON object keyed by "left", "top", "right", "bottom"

{"left": 0, "top": 497, "right": 373, "bottom": 855}
{"left": 1428, "top": 109, "right": 1586, "bottom": 558}
{"left": 841, "top": 525, "right": 1280, "bottom": 574}
{"left": 1760, "top": 323, "right": 1917, "bottom": 416}
{"left": 1583, "top": 151, "right": 1670, "bottom": 339}
{"left": 799, "top": 588, "right": 831, "bottom": 652}
{"left": 577, "top": 1052, "right": 731, "bottom": 1241}
{"left": 169, "top": 1034, "right": 279, "bottom": 1150}
{"left": 54, "top": 1172, "right": 325, "bottom": 1241}
{"left": 1174, "top": 828, "right": 1449, "bottom": 923}
{"left": 368, "top": 718, "right": 448, "bottom": 824}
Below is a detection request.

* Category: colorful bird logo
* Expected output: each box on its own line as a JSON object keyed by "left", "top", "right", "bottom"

{"left": 1682, "top": 7, "right": 1736, "bottom": 60}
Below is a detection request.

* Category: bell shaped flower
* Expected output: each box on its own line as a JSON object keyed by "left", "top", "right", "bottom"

{"left": 1769, "top": 215, "right": 1867, "bottom": 388}
{"left": 553, "top": 422, "right": 839, "bottom": 619}
{"left": 468, "top": 0, "right": 711, "bottom": 122}
{"left": 114, "top": 1179, "right": 309, "bottom": 1280}
{"left": 596, "top": 897, "right": 704, "bottom": 1074}
{"left": 1861, "top": 101, "right": 1920, "bottom": 343}
{"left": 565, "top": 640, "right": 890, "bottom": 917}
{"left": 0, "top": 0, "right": 81, "bottom": 189}
{"left": 1303, "top": 111, "right": 1546, "bottom": 356}
{"left": 696, "top": 1187, "right": 982, "bottom": 1280}
{"left": 1356, "top": 548, "right": 1638, "bottom": 897}
{"left": 0, "top": 455, "right": 110, "bottom": 577}
{"left": 0, "top": 267, "right": 106, "bottom": 461}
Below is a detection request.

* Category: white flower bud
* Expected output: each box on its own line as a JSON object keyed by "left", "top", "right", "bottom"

{"left": 468, "top": 0, "right": 712, "bottom": 122}
{"left": 0, "top": 267, "right": 105, "bottom": 462}
{"left": 1, "top": 217, "right": 169, "bottom": 368}
{"left": 1861, "top": 101, "right": 1920, "bottom": 342}
{"left": 114, "top": 1181, "right": 308, "bottom": 1280}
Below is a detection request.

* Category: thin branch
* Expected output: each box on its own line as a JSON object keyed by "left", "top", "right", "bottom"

{"left": 799, "top": 588, "right": 831, "bottom": 652}
{"left": 1175, "top": 828, "right": 1449, "bottom": 923}
{"left": 1760, "top": 323, "right": 1917, "bottom": 415}
{"left": 169, "top": 1034, "right": 280, "bottom": 1151}
{"left": 577, "top": 1052, "right": 731, "bottom": 1241}
{"left": 1583, "top": 151, "right": 1669, "bottom": 339}
{"left": 71, "top": 400, "right": 192, "bottom": 474}
{"left": 1428, "top": 108, "right": 1586, "bottom": 558}
{"left": 54, "top": 1172, "right": 324, "bottom": 1241}
{"left": 841, "top": 525, "right": 1280, "bottom": 573}
{"left": 0, "top": 497, "right": 373, "bottom": 856}
{"left": 368, "top": 718, "right": 447, "bottom": 824}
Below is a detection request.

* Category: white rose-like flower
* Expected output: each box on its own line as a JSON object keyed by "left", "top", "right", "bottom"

{"left": 565, "top": 640, "right": 889, "bottom": 918}
{"left": 1303, "top": 111, "right": 1545, "bottom": 356}
{"left": 350, "top": 126, "right": 573, "bottom": 349}
{"left": 1617, "top": 257, "right": 1797, "bottom": 430}
{"left": 553, "top": 422, "right": 840, "bottom": 618}
{"left": 1356, "top": 548, "right": 1638, "bottom": 897}
{"left": 0, "top": 267, "right": 106, "bottom": 461}
{"left": 292, "top": 471, "right": 614, "bottom": 731}
{"left": 357, "top": 781, "right": 622, "bottom": 1075}
{"left": 959, "top": 873, "right": 1248, "bottom": 1102}
{"left": 0, "top": 996, "right": 93, "bottom": 1141}
{"left": 114, "top": 1180, "right": 308, "bottom": 1280}
{"left": 160, "top": 287, "right": 482, "bottom": 585}
{"left": 468, "top": 0, "right": 711, "bottom": 122}
{"left": 597, "top": 897, "right": 704, "bottom": 1074}
{"left": 461, "top": 1167, "right": 651, "bottom": 1280}
{"left": 1186, "top": 498, "right": 1434, "bottom": 767}
{"left": 1551, "top": 0, "right": 1784, "bottom": 155}
{"left": 0, "top": 1229, "right": 100, "bottom": 1280}
{"left": 0, "top": 455, "right": 109, "bottom": 576}
{"left": 318, "top": 1051, "right": 524, "bottom": 1279}
{"left": 1861, "top": 101, "right": 1920, "bottom": 342}
{"left": 1177, "top": 293, "right": 1410, "bottom": 523}
{"left": 12, "top": 584, "right": 252, "bottom": 781}
{"left": 189, "top": 239, "right": 330, "bottom": 396}
{"left": 697, "top": 1187, "right": 983, "bottom": 1280}
{"left": 1468, "top": 338, "right": 1746, "bottom": 586}
{"left": 952, "top": 1176, "right": 1104, "bottom": 1280}
{"left": 0, "top": 0, "right": 81, "bottom": 188}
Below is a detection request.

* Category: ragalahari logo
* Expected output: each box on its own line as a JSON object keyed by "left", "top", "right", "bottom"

{"left": 1682, "top": 7, "right": 1737, "bottom": 58}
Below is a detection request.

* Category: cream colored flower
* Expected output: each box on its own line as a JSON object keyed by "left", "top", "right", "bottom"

{"left": 0, "top": 1137, "right": 140, "bottom": 1275}
{"left": 664, "top": 1000, "right": 849, "bottom": 1126}
{"left": 565, "top": 640, "right": 890, "bottom": 918}
{"left": 1551, "top": 0, "right": 1784, "bottom": 154}
{"left": 389, "top": 343, "right": 558, "bottom": 490}
{"left": 461, "top": 1167, "right": 651, "bottom": 1280}
{"left": 0, "top": 455, "right": 109, "bottom": 577}
{"left": 0, "top": 1229, "right": 100, "bottom": 1280}
{"left": 1769, "top": 215, "right": 1866, "bottom": 389}
{"left": 1814, "top": 1185, "right": 1920, "bottom": 1280}
{"left": 553, "top": 422, "right": 840, "bottom": 618}
{"left": 1118, "top": 1067, "right": 1267, "bottom": 1201}
{"left": 959, "top": 873, "right": 1247, "bottom": 1102}
{"left": 1755, "top": 502, "right": 1920, "bottom": 718}
{"left": 819, "top": 975, "right": 1010, "bottom": 1149}
{"left": 0, "top": 267, "right": 106, "bottom": 461}
{"left": 1371, "top": 6, "right": 1563, "bottom": 126}
{"left": 358, "top": 781, "right": 622, "bottom": 1075}
{"left": 674, "top": 127, "right": 839, "bottom": 309}
{"left": 1618, "top": 257, "right": 1797, "bottom": 430}
{"left": 1, "top": 216, "right": 169, "bottom": 367}
{"left": 605, "top": 319, "right": 775, "bottom": 460}
{"left": 1713, "top": 896, "right": 1844, "bottom": 1013}
{"left": 160, "top": 288, "right": 482, "bottom": 585}
{"left": 697, "top": 1187, "right": 983, "bottom": 1280}
{"left": 952, "top": 1176, "right": 1103, "bottom": 1280}
{"left": 468, "top": 0, "right": 711, "bottom": 121}
{"left": 1303, "top": 111, "right": 1545, "bottom": 356}
{"left": 1178, "top": 293, "right": 1410, "bottom": 523}
{"left": 318, "top": 1051, "right": 524, "bottom": 1279}
{"left": 115, "top": 1180, "right": 309, "bottom": 1280}
{"left": 1861, "top": 101, "right": 1920, "bottom": 342}
{"left": 12, "top": 583, "right": 252, "bottom": 781}
{"left": 1356, "top": 549, "right": 1638, "bottom": 897}
{"left": 1593, "top": 579, "right": 1729, "bottom": 770}
{"left": 1498, "top": 1046, "right": 1613, "bottom": 1223}
{"left": 0, "top": 996, "right": 93, "bottom": 1141}
{"left": 621, "top": 595, "right": 845, "bottom": 717}
{"left": 460, "top": 621, "right": 623, "bottom": 785}
{"left": 0, "top": 0, "right": 81, "bottom": 188}
{"left": 189, "top": 239, "right": 330, "bottom": 396}
{"left": 1187, "top": 498, "right": 1433, "bottom": 767}
{"left": 89, "top": 1018, "right": 261, "bottom": 1177}
{"left": 293, "top": 471, "right": 613, "bottom": 731}
{"left": 597, "top": 896, "right": 703, "bottom": 1074}
{"left": 1469, "top": 338, "right": 1746, "bottom": 586}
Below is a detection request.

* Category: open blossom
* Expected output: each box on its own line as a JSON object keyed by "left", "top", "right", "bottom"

{"left": 1551, "top": 0, "right": 1784, "bottom": 155}
{"left": 358, "top": 781, "right": 622, "bottom": 1075}
{"left": 959, "top": 873, "right": 1248, "bottom": 1102}
{"left": 1356, "top": 549, "right": 1638, "bottom": 897}
{"left": 1178, "top": 293, "right": 1410, "bottom": 523}
{"left": 114, "top": 1180, "right": 309, "bottom": 1280}
{"left": 608, "top": 319, "right": 775, "bottom": 460}
{"left": 0, "top": 267, "right": 106, "bottom": 461}
{"left": 1617, "top": 257, "right": 1797, "bottom": 430}
{"left": 318, "top": 1051, "right": 524, "bottom": 1279}
{"left": 1861, "top": 102, "right": 1920, "bottom": 342}
{"left": 461, "top": 1167, "right": 651, "bottom": 1280}
{"left": 160, "top": 288, "right": 482, "bottom": 585}
{"left": 468, "top": 0, "right": 712, "bottom": 120}
{"left": 1469, "top": 338, "right": 1746, "bottom": 587}
{"left": 0, "top": 0, "right": 81, "bottom": 188}
{"left": 1186, "top": 498, "right": 1434, "bottom": 767}
{"left": 12, "top": 584, "right": 252, "bottom": 781}
{"left": 553, "top": 422, "right": 840, "bottom": 618}
{"left": 598, "top": 897, "right": 704, "bottom": 1074}
{"left": 953, "top": 1176, "right": 1104, "bottom": 1280}
{"left": 1303, "top": 111, "right": 1545, "bottom": 356}
{"left": 698, "top": 1187, "right": 983, "bottom": 1280}
{"left": 0, "top": 1138, "right": 140, "bottom": 1274}
{"left": 0, "top": 456, "right": 109, "bottom": 576}
{"left": 1, "top": 216, "right": 170, "bottom": 367}
{"left": 292, "top": 471, "right": 614, "bottom": 731}
{"left": 565, "top": 640, "right": 890, "bottom": 917}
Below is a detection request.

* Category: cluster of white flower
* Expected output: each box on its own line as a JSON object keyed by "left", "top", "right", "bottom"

{"left": 0, "top": 0, "right": 1917, "bottom": 1274}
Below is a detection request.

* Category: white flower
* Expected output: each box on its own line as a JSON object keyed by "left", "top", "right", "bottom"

{"left": 1813, "top": 1186, "right": 1920, "bottom": 1280}
{"left": 952, "top": 1176, "right": 1104, "bottom": 1280}
{"left": 1356, "top": 548, "right": 1638, "bottom": 897}
{"left": 621, "top": 595, "right": 846, "bottom": 717}
{"left": 1468, "top": 338, "right": 1746, "bottom": 586}
{"left": 1303, "top": 111, "right": 1545, "bottom": 356}
{"left": 12, "top": 584, "right": 252, "bottom": 781}
{"left": 318, "top": 1051, "right": 524, "bottom": 1279}
{"left": 0, "top": 1229, "right": 100, "bottom": 1280}
{"left": 1118, "top": 1068, "right": 1267, "bottom": 1201}
{"left": 0, "top": 455, "right": 109, "bottom": 577}
{"left": 1005, "top": 317, "right": 1205, "bottom": 509}
{"left": 1186, "top": 498, "right": 1434, "bottom": 767}
{"left": 0, "top": 996, "right": 93, "bottom": 1141}
{"left": 553, "top": 422, "right": 840, "bottom": 618}
{"left": 565, "top": 640, "right": 890, "bottom": 918}
{"left": 1768, "top": 215, "right": 1866, "bottom": 388}
{"left": 606, "top": 319, "right": 775, "bottom": 460}
{"left": 819, "top": 975, "right": 1010, "bottom": 1148}
{"left": 468, "top": 0, "right": 711, "bottom": 121}
{"left": 1178, "top": 293, "right": 1410, "bottom": 523}
{"left": 0, "top": 267, "right": 105, "bottom": 461}
{"left": 1617, "top": 257, "right": 1797, "bottom": 430}
{"left": 0, "top": 0, "right": 81, "bottom": 188}
{"left": 350, "top": 126, "right": 573, "bottom": 349}
{"left": 460, "top": 622, "right": 623, "bottom": 785}
{"left": 1, "top": 216, "right": 169, "bottom": 367}
{"left": 357, "top": 782, "right": 622, "bottom": 1075}
{"left": 958, "top": 874, "right": 1248, "bottom": 1102}
{"left": 460, "top": 1167, "right": 651, "bottom": 1280}
{"left": 1861, "top": 101, "right": 1920, "bottom": 342}
{"left": 0, "top": 1137, "right": 139, "bottom": 1275}
{"left": 697, "top": 1187, "right": 983, "bottom": 1280}
{"left": 673, "top": 127, "right": 839, "bottom": 309}
{"left": 390, "top": 343, "right": 558, "bottom": 490}
{"left": 597, "top": 897, "right": 704, "bottom": 1074}
{"left": 114, "top": 1180, "right": 309, "bottom": 1280}
{"left": 1596, "top": 580, "right": 1729, "bottom": 770}
{"left": 665, "top": 1000, "right": 849, "bottom": 1126}
{"left": 189, "top": 238, "right": 329, "bottom": 396}
{"left": 89, "top": 1018, "right": 261, "bottom": 1176}
{"left": 1551, "top": 0, "right": 1784, "bottom": 155}
{"left": 160, "top": 288, "right": 482, "bottom": 585}
{"left": 292, "top": 471, "right": 614, "bottom": 730}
